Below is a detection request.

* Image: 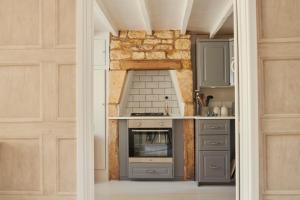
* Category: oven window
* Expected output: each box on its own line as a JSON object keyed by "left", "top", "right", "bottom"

{"left": 129, "top": 129, "right": 172, "bottom": 157}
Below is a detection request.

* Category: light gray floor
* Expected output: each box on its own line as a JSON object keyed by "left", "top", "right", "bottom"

{"left": 95, "top": 181, "right": 236, "bottom": 200}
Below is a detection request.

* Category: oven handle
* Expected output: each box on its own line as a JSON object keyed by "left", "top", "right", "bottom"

{"left": 130, "top": 129, "right": 170, "bottom": 132}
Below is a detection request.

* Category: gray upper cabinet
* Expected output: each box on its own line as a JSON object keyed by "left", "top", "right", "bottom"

{"left": 196, "top": 40, "right": 230, "bottom": 87}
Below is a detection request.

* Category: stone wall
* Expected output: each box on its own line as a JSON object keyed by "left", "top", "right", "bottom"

{"left": 108, "top": 30, "right": 194, "bottom": 180}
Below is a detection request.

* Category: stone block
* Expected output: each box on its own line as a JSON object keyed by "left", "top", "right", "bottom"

{"left": 144, "top": 39, "right": 161, "bottom": 45}
{"left": 181, "top": 60, "right": 192, "bottom": 69}
{"left": 127, "top": 31, "right": 146, "bottom": 39}
{"left": 175, "top": 39, "right": 191, "bottom": 50}
{"left": 109, "top": 70, "right": 127, "bottom": 103}
{"left": 161, "top": 39, "right": 173, "bottom": 44}
{"left": 154, "top": 30, "right": 174, "bottom": 39}
{"left": 110, "top": 50, "right": 131, "bottom": 60}
{"left": 132, "top": 52, "right": 145, "bottom": 60}
{"left": 110, "top": 40, "right": 121, "bottom": 49}
{"left": 119, "top": 31, "right": 127, "bottom": 39}
{"left": 110, "top": 61, "right": 120, "bottom": 70}
{"left": 154, "top": 44, "right": 173, "bottom": 50}
{"left": 146, "top": 51, "right": 166, "bottom": 59}
{"left": 167, "top": 50, "right": 191, "bottom": 59}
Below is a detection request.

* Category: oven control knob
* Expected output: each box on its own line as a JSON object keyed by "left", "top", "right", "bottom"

{"left": 160, "top": 122, "right": 164, "bottom": 126}
{"left": 136, "top": 122, "right": 142, "bottom": 127}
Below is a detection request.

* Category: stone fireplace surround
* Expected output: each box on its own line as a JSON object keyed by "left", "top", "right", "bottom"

{"left": 108, "top": 30, "right": 194, "bottom": 180}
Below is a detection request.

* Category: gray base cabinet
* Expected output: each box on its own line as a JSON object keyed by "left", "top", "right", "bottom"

{"left": 196, "top": 120, "right": 234, "bottom": 184}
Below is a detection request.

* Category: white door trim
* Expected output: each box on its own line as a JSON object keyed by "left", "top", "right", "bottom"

{"left": 76, "top": 0, "right": 94, "bottom": 200}
{"left": 236, "top": 0, "right": 260, "bottom": 200}
{"left": 76, "top": 0, "right": 260, "bottom": 199}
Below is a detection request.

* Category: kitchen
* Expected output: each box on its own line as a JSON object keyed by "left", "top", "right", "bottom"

{"left": 93, "top": 0, "right": 238, "bottom": 199}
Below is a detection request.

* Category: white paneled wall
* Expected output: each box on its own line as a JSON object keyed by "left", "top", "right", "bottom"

{"left": 124, "top": 70, "right": 180, "bottom": 115}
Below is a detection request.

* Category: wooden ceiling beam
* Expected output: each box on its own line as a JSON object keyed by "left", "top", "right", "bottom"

{"left": 95, "top": 0, "right": 119, "bottom": 36}
{"left": 209, "top": 1, "right": 233, "bottom": 38}
{"left": 138, "top": 0, "right": 152, "bottom": 35}
{"left": 181, "top": 0, "right": 194, "bottom": 34}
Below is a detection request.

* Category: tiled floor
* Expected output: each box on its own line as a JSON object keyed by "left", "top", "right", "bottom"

{"left": 95, "top": 181, "right": 236, "bottom": 200}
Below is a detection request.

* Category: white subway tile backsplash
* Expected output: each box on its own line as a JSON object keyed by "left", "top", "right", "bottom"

{"left": 146, "top": 70, "right": 160, "bottom": 75}
{"left": 130, "top": 89, "right": 139, "bottom": 94}
{"left": 146, "top": 82, "right": 159, "bottom": 88}
{"left": 125, "top": 70, "right": 180, "bottom": 115}
{"left": 159, "top": 82, "right": 172, "bottom": 88}
{"left": 139, "top": 89, "right": 152, "bottom": 94}
{"left": 146, "top": 95, "right": 159, "bottom": 101}
{"left": 140, "top": 102, "right": 152, "bottom": 107}
{"left": 145, "top": 108, "right": 159, "bottom": 113}
{"left": 133, "top": 82, "right": 145, "bottom": 88}
{"left": 128, "top": 102, "right": 139, "bottom": 108}
{"left": 165, "top": 88, "right": 175, "bottom": 94}
{"left": 139, "top": 75, "right": 152, "bottom": 81}
{"left": 133, "top": 108, "right": 146, "bottom": 113}
{"left": 152, "top": 76, "right": 165, "bottom": 81}
{"left": 132, "top": 95, "right": 145, "bottom": 101}
{"left": 153, "top": 101, "right": 165, "bottom": 107}
{"left": 153, "top": 88, "right": 165, "bottom": 94}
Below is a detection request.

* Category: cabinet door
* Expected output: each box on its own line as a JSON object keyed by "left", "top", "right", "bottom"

{"left": 197, "top": 41, "right": 230, "bottom": 87}
{"left": 199, "top": 151, "right": 230, "bottom": 182}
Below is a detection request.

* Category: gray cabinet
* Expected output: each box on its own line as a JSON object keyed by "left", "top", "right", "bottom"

{"left": 196, "top": 40, "right": 230, "bottom": 87}
{"left": 196, "top": 120, "right": 234, "bottom": 184}
{"left": 129, "top": 163, "right": 173, "bottom": 179}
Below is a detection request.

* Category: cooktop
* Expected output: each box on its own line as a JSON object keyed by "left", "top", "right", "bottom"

{"left": 130, "top": 112, "right": 165, "bottom": 117}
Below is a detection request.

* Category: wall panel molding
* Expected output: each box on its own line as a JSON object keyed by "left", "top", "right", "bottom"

{"left": 0, "top": 137, "right": 43, "bottom": 195}
{"left": 0, "top": 63, "right": 43, "bottom": 122}
{"left": 0, "top": 0, "right": 43, "bottom": 49}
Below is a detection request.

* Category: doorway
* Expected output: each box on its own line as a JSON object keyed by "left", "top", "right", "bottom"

{"left": 79, "top": 0, "right": 256, "bottom": 198}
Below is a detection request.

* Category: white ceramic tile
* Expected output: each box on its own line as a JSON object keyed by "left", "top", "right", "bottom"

{"left": 132, "top": 95, "right": 145, "bottom": 102}
{"left": 146, "top": 95, "right": 159, "bottom": 101}
{"left": 132, "top": 108, "right": 145, "bottom": 113}
{"left": 139, "top": 89, "right": 152, "bottom": 94}
{"left": 130, "top": 89, "right": 140, "bottom": 94}
{"left": 145, "top": 108, "right": 159, "bottom": 113}
{"left": 165, "top": 88, "right": 175, "bottom": 94}
{"left": 139, "top": 75, "right": 152, "bottom": 82}
{"left": 133, "top": 75, "right": 140, "bottom": 81}
{"left": 133, "top": 82, "right": 145, "bottom": 89}
{"left": 159, "top": 82, "right": 172, "bottom": 88}
{"left": 140, "top": 102, "right": 152, "bottom": 107}
{"left": 135, "top": 71, "right": 146, "bottom": 75}
{"left": 128, "top": 102, "right": 139, "bottom": 108}
{"left": 146, "top": 70, "right": 160, "bottom": 75}
{"left": 153, "top": 101, "right": 165, "bottom": 107}
{"left": 146, "top": 82, "right": 159, "bottom": 88}
{"left": 152, "top": 76, "right": 165, "bottom": 81}
{"left": 153, "top": 88, "right": 165, "bottom": 94}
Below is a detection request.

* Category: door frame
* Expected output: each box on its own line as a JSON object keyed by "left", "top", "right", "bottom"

{"left": 76, "top": 0, "right": 260, "bottom": 200}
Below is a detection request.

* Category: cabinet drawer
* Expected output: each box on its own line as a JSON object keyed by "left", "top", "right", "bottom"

{"left": 129, "top": 163, "right": 173, "bottom": 179}
{"left": 199, "top": 151, "right": 230, "bottom": 182}
{"left": 199, "top": 120, "right": 229, "bottom": 132}
{"left": 199, "top": 135, "right": 229, "bottom": 150}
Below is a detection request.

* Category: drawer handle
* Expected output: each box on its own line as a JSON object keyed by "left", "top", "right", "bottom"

{"left": 145, "top": 169, "right": 156, "bottom": 173}
{"left": 207, "top": 125, "right": 222, "bottom": 129}
{"left": 206, "top": 141, "right": 221, "bottom": 145}
{"left": 209, "top": 165, "right": 218, "bottom": 169}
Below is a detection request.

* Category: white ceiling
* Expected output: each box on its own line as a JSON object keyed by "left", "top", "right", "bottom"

{"left": 94, "top": 0, "right": 234, "bottom": 36}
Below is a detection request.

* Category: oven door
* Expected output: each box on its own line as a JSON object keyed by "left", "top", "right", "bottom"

{"left": 128, "top": 128, "right": 172, "bottom": 158}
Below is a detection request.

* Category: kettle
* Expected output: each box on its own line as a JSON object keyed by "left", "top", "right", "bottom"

{"left": 221, "top": 105, "right": 229, "bottom": 117}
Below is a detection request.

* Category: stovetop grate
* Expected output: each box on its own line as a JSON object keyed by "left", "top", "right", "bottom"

{"left": 130, "top": 112, "right": 165, "bottom": 117}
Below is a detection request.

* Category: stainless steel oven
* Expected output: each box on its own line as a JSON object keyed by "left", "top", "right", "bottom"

{"left": 128, "top": 119, "right": 173, "bottom": 163}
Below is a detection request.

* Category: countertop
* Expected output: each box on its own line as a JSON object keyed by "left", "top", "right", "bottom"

{"left": 108, "top": 116, "right": 236, "bottom": 120}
